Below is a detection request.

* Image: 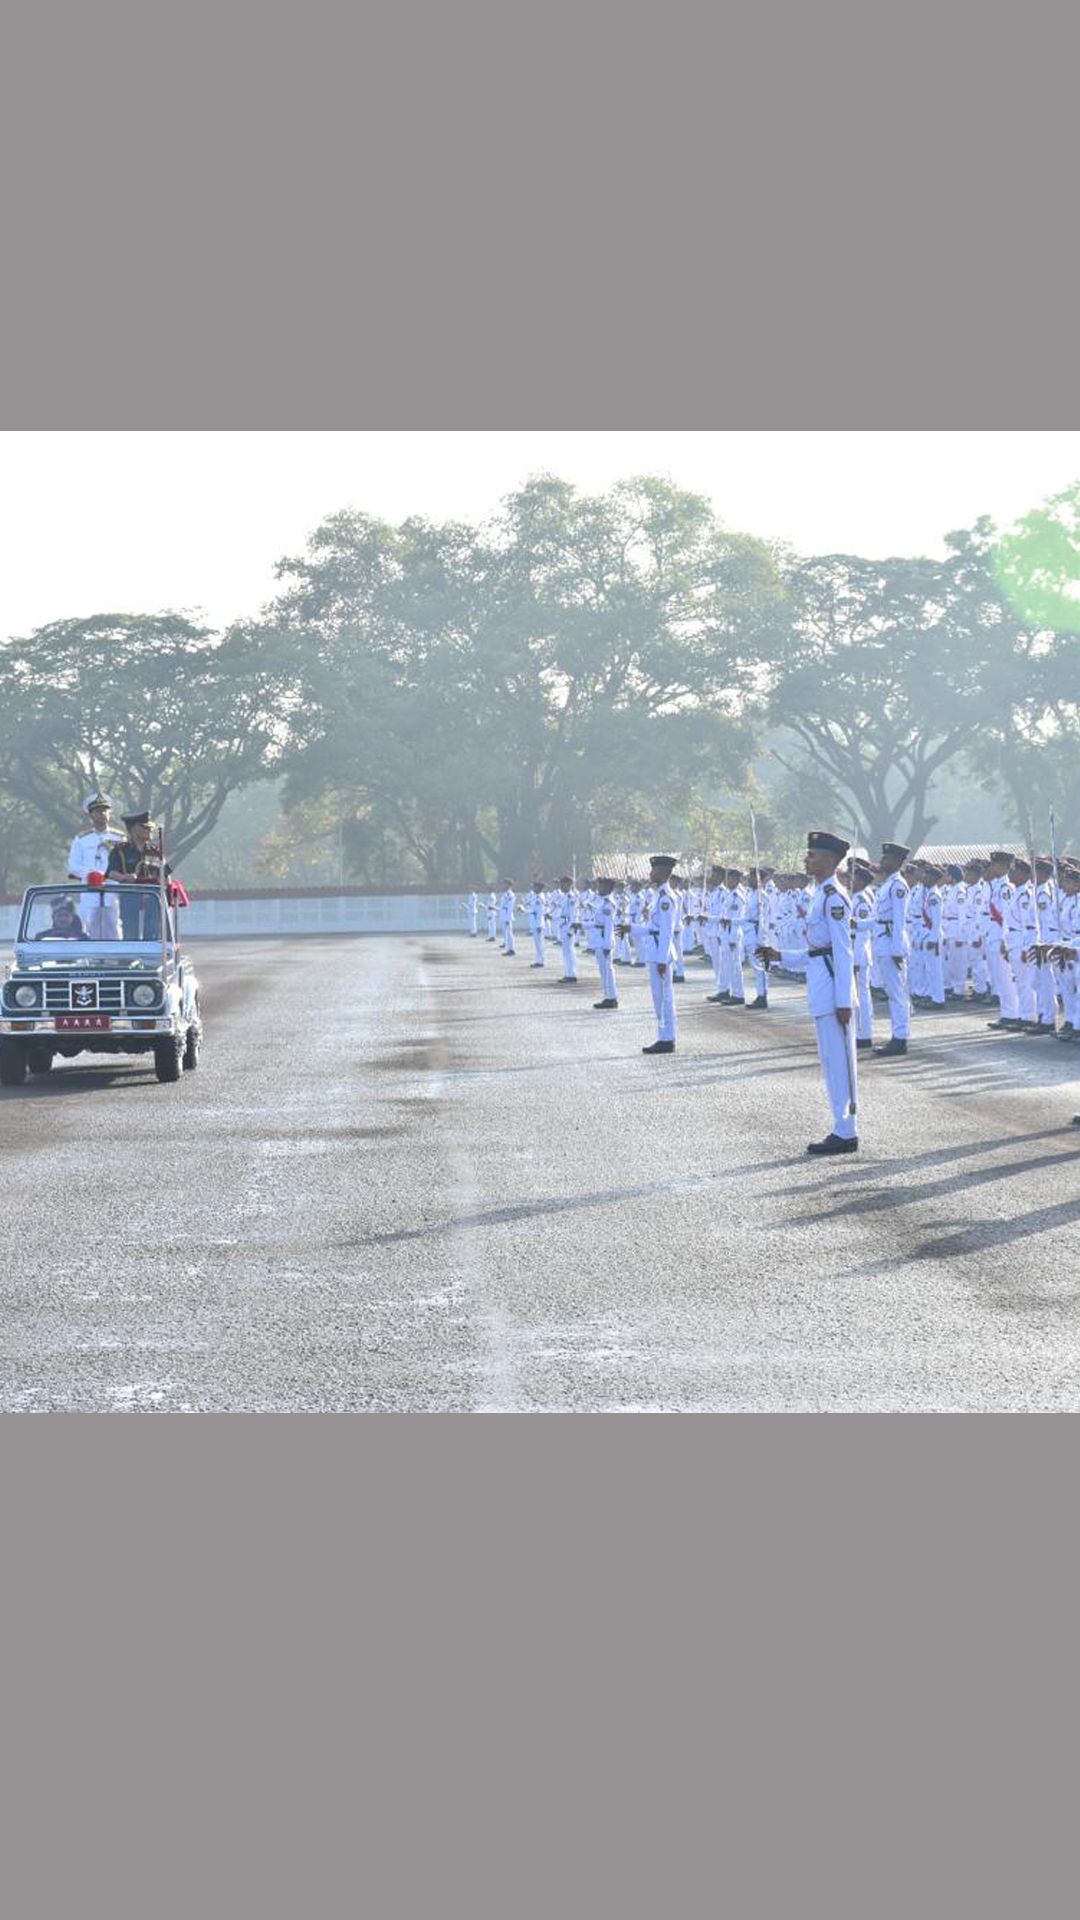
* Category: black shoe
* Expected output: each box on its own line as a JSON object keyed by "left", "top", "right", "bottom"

{"left": 1073, "top": 1116, "right": 1080, "bottom": 1127}
{"left": 807, "top": 1134, "right": 858, "bottom": 1155}
{"left": 729, "top": 998, "right": 746, "bottom": 1008}
{"left": 1056, "top": 1027, "right": 1074, "bottom": 1040}
{"left": 642, "top": 1040, "right": 675, "bottom": 1054}
{"left": 1030, "top": 1023, "right": 1057, "bottom": 1036}
{"left": 856, "top": 1038, "right": 873, "bottom": 1050}
{"left": 673, "top": 974, "right": 686, "bottom": 983}
{"left": 748, "top": 996, "right": 769, "bottom": 1009}
{"left": 874, "top": 1038, "right": 908, "bottom": 1056}
{"left": 705, "top": 992, "right": 725, "bottom": 1002}
{"left": 556, "top": 976, "right": 577, "bottom": 984}
{"left": 717, "top": 991, "right": 732, "bottom": 1003}
{"left": 593, "top": 999, "right": 618, "bottom": 1009}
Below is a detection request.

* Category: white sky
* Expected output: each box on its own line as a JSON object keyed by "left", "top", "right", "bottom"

{"left": 2, "top": 430, "right": 1078, "bottom": 638}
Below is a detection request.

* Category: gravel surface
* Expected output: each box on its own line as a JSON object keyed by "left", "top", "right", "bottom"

{"left": 3, "top": 935, "right": 1080, "bottom": 1411}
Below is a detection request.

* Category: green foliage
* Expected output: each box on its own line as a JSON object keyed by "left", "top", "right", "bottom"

{"left": 270, "top": 476, "right": 782, "bottom": 881}
{"left": 0, "top": 613, "right": 289, "bottom": 862}
{"left": 992, "top": 484, "right": 1080, "bottom": 635}
{"left": 761, "top": 522, "right": 1032, "bottom": 848}
{"left": 1, "top": 469, "right": 1078, "bottom": 887}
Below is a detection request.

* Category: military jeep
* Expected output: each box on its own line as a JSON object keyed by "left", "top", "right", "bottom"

{"left": 0, "top": 882, "right": 201, "bottom": 1087}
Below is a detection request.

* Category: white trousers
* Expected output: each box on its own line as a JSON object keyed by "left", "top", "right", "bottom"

{"left": 854, "top": 964, "right": 873, "bottom": 1040}
{"left": 879, "top": 954, "right": 910, "bottom": 1039}
{"left": 815, "top": 1013, "right": 858, "bottom": 1139}
{"left": 648, "top": 962, "right": 677, "bottom": 1042}
{"left": 531, "top": 926, "right": 545, "bottom": 964}
{"left": 1008, "top": 948, "right": 1036, "bottom": 1022}
{"left": 988, "top": 941, "right": 1017, "bottom": 1018}
{"left": 596, "top": 947, "right": 616, "bottom": 1000}
{"left": 560, "top": 929, "right": 578, "bottom": 979}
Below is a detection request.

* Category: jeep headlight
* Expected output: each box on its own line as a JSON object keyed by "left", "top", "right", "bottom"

{"left": 131, "top": 983, "right": 158, "bottom": 1007}
{"left": 14, "top": 984, "right": 40, "bottom": 1008}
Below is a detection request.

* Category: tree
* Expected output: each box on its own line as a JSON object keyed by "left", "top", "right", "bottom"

{"left": 0, "top": 614, "right": 292, "bottom": 863}
{"left": 760, "top": 524, "right": 1030, "bottom": 849}
{"left": 271, "top": 476, "right": 783, "bottom": 882}
{"left": 992, "top": 482, "right": 1080, "bottom": 636}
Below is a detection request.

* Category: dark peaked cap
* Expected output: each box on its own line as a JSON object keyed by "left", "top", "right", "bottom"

{"left": 807, "top": 830, "right": 850, "bottom": 858}
{"left": 649, "top": 854, "right": 678, "bottom": 869}
{"left": 881, "top": 841, "right": 911, "bottom": 861}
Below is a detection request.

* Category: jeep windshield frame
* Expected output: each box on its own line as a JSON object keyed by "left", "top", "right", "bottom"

{"left": 15, "top": 885, "right": 179, "bottom": 965}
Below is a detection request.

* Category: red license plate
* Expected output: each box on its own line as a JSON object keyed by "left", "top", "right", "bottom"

{"left": 55, "top": 1013, "right": 111, "bottom": 1031}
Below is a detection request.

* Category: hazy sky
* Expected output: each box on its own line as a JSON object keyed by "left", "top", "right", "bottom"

{"left": 2, "top": 430, "right": 1078, "bottom": 638}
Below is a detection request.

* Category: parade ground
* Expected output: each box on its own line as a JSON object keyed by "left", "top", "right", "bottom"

{"left": 3, "top": 934, "right": 1080, "bottom": 1412}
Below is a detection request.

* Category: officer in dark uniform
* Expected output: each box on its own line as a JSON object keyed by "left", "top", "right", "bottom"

{"left": 108, "top": 813, "right": 171, "bottom": 938}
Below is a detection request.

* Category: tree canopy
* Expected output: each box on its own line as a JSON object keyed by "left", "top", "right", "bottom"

{"left": 0, "top": 471, "right": 1077, "bottom": 889}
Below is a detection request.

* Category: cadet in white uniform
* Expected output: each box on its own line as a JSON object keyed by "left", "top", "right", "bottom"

{"left": 555, "top": 877, "right": 579, "bottom": 982}
{"left": 465, "top": 890, "right": 480, "bottom": 936}
{"left": 850, "top": 860, "right": 876, "bottom": 1049}
{"left": 983, "top": 851, "right": 1020, "bottom": 1029}
{"left": 590, "top": 877, "right": 619, "bottom": 1008}
{"left": 642, "top": 854, "right": 679, "bottom": 1053}
{"left": 758, "top": 829, "right": 859, "bottom": 1153}
{"left": 1031, "top": 859, "right": 1059, "bottom": 1033}
{"left": 525, "top": 882, "right": 546, "bottom": 965}
{"left": 486, "top": 891, "right": 498, "bottom": 940}
{"left": 873, "top": 842, "right": 911, "bottom": 1057}
{"left": 498, "top": 882, "right": 517, "bottom": 954}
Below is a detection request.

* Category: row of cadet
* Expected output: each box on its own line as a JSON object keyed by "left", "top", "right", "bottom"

{"left": 461, "top": 839, "right": 1080, "bottom": 1056}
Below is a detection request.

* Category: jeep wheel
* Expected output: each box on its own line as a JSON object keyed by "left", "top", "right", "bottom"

{"left": 26, "top": 1049, "right": 55, "bottom": 1076}
{"left": 154, "top": 1036, "right": 183, "bottom": 1083}
{"left": 182, "top": 1023, "right": 201, "bottom": 1071}
{"left": 0, "top": 1039, "right": 28, "bottom": 1087}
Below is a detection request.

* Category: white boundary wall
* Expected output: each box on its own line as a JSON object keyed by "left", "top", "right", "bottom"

{"left": 0, "top": 892, "right": 471, "bottom": 941}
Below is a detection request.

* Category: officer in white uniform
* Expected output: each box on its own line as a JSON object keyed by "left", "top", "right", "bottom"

{"left": 590, "top": 878, "right": 619, "bottom": 1008}
{"left": 873, "top": 841, "right": 911, "bottom": 1057}
{"left": 642, "top": 854, "right": 679, "bottom": 1054}
{"left": 466, "top": 890, "right": 479, "bottom": 936}
{"left": 486, "top": 891, "right": 498, "bottom": 940}
{"left": 68, "top": 791, "right": 123, "bottom": 939}
{"left": 758, "top": 829, "right": 859, "bottom": 1153}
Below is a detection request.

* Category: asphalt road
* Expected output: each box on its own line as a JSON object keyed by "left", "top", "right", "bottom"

{"left": 3, "top": 934, "right": 1080, "bottom": 1411}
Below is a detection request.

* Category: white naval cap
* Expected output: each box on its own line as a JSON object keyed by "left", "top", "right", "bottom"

{"left": 84, "top": 791, "right": 113, "bottom": 812}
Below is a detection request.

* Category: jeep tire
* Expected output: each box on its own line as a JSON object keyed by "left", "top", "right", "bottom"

{"left": 0, "top": 1039, "right": 28, "bottom": 1087}
{"left": 26, "top": 1048, "right": 55, "bottom": 1076}
{"left": 154, "top": 1036, "right": 184, "bottom": 1083}
{"left": 182, "top": 1022, "right": 201, "bottom": 1071}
